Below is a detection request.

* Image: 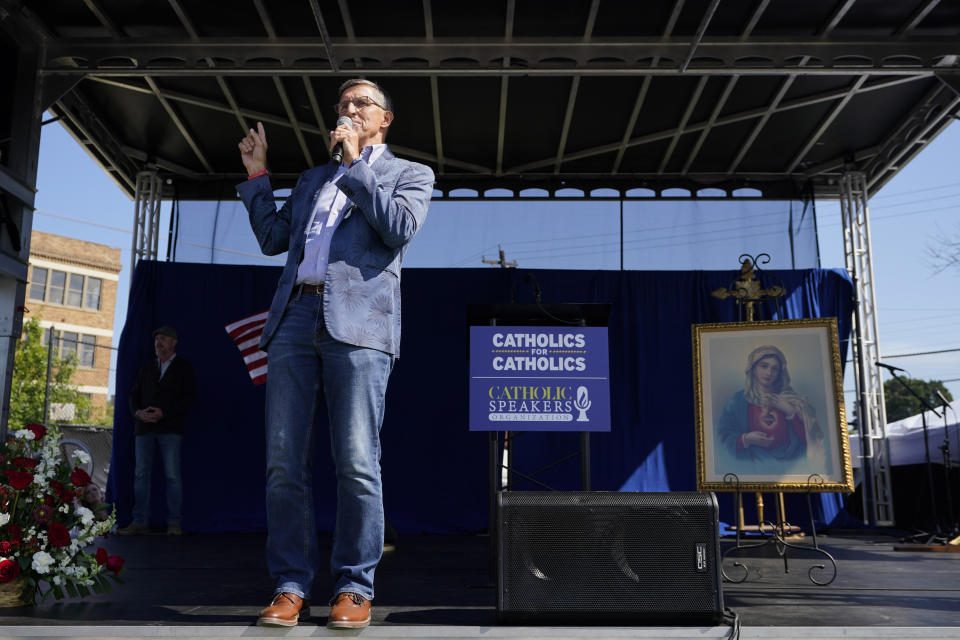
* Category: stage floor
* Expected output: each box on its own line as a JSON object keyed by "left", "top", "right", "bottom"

{"left": 0, "top": 531, "right": 958, "bottom": 638}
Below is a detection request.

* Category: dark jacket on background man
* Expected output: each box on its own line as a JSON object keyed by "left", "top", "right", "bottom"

{"left": 129, "top": 356, "right": 197, "bottom": 436}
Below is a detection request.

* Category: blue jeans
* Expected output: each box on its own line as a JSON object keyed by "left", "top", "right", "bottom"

{"left": 132, "top": 432, "right": 182, "bottom": 525}
{"left": 264, "top": 292, "right": 392, "bottom": 602}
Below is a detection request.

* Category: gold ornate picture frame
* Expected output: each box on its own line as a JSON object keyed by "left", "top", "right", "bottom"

{"left": 692, "top": 318, "right": 854, "bottom": 493}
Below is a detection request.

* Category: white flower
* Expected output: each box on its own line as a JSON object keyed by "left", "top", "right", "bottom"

{"left": 31, "top": 551, "right": 55, "bottom": 574}
{"left": 0, "top": 513, "right": 10, "bottom": 527}
{"left": 14, "top": 429, "right": 35, "bottom": 440}
{"left": 75, "top": 505, "right": 95, "bottom": 527}
{"left": 72, "top": 450, "right": 91, "bottom": 465}
{"left": 52, "top": 575, "right": 64, "bottom": 586}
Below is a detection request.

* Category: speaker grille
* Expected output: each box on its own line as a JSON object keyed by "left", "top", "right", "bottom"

{"left": 497, "top": 491, "right": 723, "bottom": 624}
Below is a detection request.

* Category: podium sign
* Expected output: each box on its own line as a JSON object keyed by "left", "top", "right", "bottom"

{"left": 469, "top": 326, "right": 610, "bottom": 431}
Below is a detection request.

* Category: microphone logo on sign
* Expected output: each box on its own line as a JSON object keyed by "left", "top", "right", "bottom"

{"left": 574, "top": 386, "right": 592, "bottom": 422}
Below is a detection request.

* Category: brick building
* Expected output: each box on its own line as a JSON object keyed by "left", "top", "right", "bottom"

{"left": 25, "top": 230, "right": 122, "bottom": 421}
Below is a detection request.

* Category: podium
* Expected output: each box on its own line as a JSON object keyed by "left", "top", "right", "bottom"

{"left": 467, "top": 302, "right": 611, "bottom": 580}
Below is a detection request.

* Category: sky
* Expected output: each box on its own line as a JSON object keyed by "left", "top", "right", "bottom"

{"left": 32, "top": 117, "right": 960, "bottom": 422}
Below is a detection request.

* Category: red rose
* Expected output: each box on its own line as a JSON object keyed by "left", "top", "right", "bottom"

{"left": 49, "top": 481, "right": 69, "bottom": 503}
{"left": 26, "top": 424, "right": 46, "bottom": 440}
{"left": 106, "top": 555, "right": 124, "bottom": 576}
{"left": 69, "top": 468, "right": 91, "bottom": 487}
{"left": 11, "top": 457, "right": 37, "bottom": 469}
{"left": 6, "top": 470, "right": 34, "bottom": 490}
{"left": 0, "top": 558, "right": 20, "bottom": 583}
{"left": 0, "top": 541, "right": 11, "bottom": 554}
{"left": 7, "top": 524, "right": 22, "bottom": 541}
{"left": 95, "top": 547, "right": 108, "bottom": 565}
{"left": 48, "top": 521, "right": 70, "bottom": 548}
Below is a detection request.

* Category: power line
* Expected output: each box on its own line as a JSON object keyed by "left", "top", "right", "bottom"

{"left": 34, "top": 209, "right": 132, "bottom": 235}
{"left": 870, "top": 180, "right": 960, "bottom": 201}
{"left": 883, "top": 347, "right": 960, "bottom": 359}
{"left": 455, "top": 191, "right": 958, "bottom": 266}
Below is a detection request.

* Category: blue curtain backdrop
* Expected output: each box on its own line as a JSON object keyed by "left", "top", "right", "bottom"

{"left": 108, "top": 261, "right": 855, "bottom": 533}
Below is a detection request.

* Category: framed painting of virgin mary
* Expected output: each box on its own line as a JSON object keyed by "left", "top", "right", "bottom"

{"left": 692, "top": 318, "right": 854, "bottom": 493}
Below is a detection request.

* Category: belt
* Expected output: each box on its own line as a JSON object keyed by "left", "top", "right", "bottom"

{"left": 295, "top": 282, "right": 325, "bottom": 296}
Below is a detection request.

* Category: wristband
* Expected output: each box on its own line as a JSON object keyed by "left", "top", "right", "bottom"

{"left": 247, "top": 169, "right": 268, "bottom": 180}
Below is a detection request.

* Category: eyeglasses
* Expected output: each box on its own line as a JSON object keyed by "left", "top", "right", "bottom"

{"left": 332, "top": 96, "right": 388, "bottom": 115}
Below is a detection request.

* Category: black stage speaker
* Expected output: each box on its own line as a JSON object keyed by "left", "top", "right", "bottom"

{"left": 497, "top": 491, "right": 724, "bottom": 624}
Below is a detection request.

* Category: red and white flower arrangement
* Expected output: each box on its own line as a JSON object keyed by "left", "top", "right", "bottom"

{"left": 0, "top": 423, "right": 123, "bottom": 603}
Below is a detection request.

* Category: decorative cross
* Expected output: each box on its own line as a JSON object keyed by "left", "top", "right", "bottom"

{"left": 711, "top": 254, "right": 785, "bottom": 322}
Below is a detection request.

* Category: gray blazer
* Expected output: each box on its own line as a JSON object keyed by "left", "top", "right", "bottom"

{"left": 236, "top": 147, "right": 434, "bottom": 356}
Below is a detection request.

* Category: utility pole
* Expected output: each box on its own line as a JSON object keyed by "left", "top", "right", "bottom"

{"left": 482, "top": 244, "right": 517, "bottom": 268}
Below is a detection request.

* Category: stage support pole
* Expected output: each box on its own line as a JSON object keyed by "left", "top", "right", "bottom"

{"left": 0, "top": 35, "right": 43, "bottom": 438}
{"left": 840, "top": 171, "right": 894, "bottom": 526}
{"left": 131, "top": 170, "right": 163, "bottom": 282}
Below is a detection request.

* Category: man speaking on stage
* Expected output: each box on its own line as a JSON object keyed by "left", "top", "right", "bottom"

{"left": 235, "top": 79, "right": 434, "bottom": 629}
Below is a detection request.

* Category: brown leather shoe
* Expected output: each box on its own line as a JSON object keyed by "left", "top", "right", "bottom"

{"left": 327, "top": 592, "right": 371, "bottom": 628}
{"left": 257, "top": 592, "right": 308, "bottom": 627}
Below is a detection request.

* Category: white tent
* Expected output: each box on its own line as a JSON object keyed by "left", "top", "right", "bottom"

{"left": 850, "top": 409, "right": 960, "bottom": 468}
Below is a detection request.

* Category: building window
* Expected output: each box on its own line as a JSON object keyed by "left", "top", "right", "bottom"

{"left": 29, "top": 268, "right": 47, "bottom": 301}
{"left": 48, "top": 270, "right": 66, "bottom": 305}
{"left": 67, "top": 273, "right": 84, "bottom": 307}
{"left": 79, "top": 335, "right": 96, "bottom": 368}
{"left": 60, "top": 332, "right": 78, "bottom": 359}
{"left": 43, "top": 329, "right": 98, "bottom": 365}
{"left": 84, "top": 277, "right": 102, "bottom": 310}
{"left": 31, "top": 268, "right": 107, "bottom": 311}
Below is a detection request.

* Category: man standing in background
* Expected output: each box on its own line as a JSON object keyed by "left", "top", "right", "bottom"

{"left": 120, "top": 325, "right": 196, "bottom": 536}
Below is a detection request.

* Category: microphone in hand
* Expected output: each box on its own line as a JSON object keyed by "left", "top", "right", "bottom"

{"left": 331, "top": 116, "right": 353, "bottom": 164}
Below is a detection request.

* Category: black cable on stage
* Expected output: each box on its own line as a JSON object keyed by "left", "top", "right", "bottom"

{"left": 723, "top": 607, "right": 741, "bottom": 640}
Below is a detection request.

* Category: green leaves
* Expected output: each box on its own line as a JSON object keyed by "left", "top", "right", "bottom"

{"left": 884, "top": 377, "right": 954, "bottom": 423}
{"left": 9, "top": 318, "right": 94, "bottom": 430}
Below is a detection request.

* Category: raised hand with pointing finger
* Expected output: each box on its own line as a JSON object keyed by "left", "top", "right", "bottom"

{"left": 238, "top": 121, "right": 268, "bottom": 176}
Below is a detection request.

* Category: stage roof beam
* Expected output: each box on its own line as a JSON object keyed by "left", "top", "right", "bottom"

{"left": 55, "top": 87, "right": 140, "bottom": 183}
{"left": 121, "top": 145, "right": 202, "bottom": 179}
{"left": 741, "top": 0, "right": 771, "bottom": 41}
{"left": 40, "top": 38, "right": 960, "bottom": 77}
{"left": 274, "top": 77, "right": 314, "bottom": 167}
{"left": 495, "top": 0, "right": 515, "bottom": 177}
{"left": 144, "top": 76, "right": 212, "bottom": 174}
{"left": 424, "top": 0, "right": 445, "bottom": 174}
{"left": 81, "top": 0, "right": 121, "bottom": 37}
{"left": 682, "top": 75, "right": 738, "bottom": 175}
{"left": 554, "top": 0, "right": 598, "bottom": 175}
{"left": 866, "top": 86, "right": 960, "bottom": 190}
{"left": 818, "top": 0, "right": 857, "bottom": 38}
{"left": 680, "top": 0, "right": 721, "bottom": 73}
{"left": 896, "top": 0, "right": 941, "bottom": 37}
{"left": 786, "top": 74, "right": 868, "bottom": 174}
{"left": 308, "top": 0, "right": 338, "bottom": 72}
{"left": 658, "top": 76, "right": 707, "bottom": 174}
{"left": 611, "top": 1, "right": 683, "bottom": 174}
{"left": 681, "top": 1, "right": 764, "bottom": 177}
{"left": 509, "top": 74, "right": 924, "bottom": 174}
{"left": 166, "top": 0, "right": 249, "bottom": 136}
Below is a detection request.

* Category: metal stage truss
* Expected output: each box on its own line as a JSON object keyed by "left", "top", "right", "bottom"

{"left": 840, "top": 171, "right": 894, "bottom": 527}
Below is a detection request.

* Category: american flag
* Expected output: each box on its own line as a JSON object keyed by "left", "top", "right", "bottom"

{"left": 225, "top": 310, "right": 269, "bottom": 385}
